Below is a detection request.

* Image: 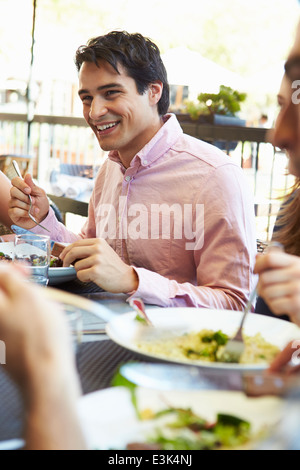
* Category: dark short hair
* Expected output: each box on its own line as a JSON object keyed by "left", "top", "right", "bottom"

{"left": 75, "top": 31, "right": 170, "bottom": 115}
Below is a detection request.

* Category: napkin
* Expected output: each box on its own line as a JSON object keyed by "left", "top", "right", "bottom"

{"left": 51, "top": 175, "right": 93, "bottom": 199}
{"left": 65, "top": 179, "right": 90, "bottom": 199}
{"left": 50, "top": 177, "right": 70, "bottom": 197}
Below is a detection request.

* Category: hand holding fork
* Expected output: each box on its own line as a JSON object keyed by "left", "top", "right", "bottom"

{"left": 12, "top": 160, "right": 50, "bottom": 233}
{"left": 220, "top": 242, "right": 284, "bottom": 363}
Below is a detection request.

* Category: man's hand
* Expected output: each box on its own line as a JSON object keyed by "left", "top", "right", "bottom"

{"left": 60, "top": 238, "right": 139, "bottom": 293}
{"left": 255, "top": 251, "right": 300, "bottom": 326}
{"left": 8, "top": 174, "right": 50, "bottom": 229}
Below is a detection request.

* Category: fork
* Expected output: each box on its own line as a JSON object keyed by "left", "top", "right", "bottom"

{"left": 129, "top": 297, "right": 153, "bottom": 326}
{"left": 12, "top": 160, "right": 50, "bottom": 233}
{"left": 220, "top": 241, "right": 285, "bottom": 363}
{"left": 219, "top": 287, "right": 257, "bottom": 363}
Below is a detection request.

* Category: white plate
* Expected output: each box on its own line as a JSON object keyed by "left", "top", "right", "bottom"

{"left": 0, "top": 241, "right": 77, "bottom": 285}
{"left": 106, "top": 307, "right": 300, "bottom": 371}
{"left": 77, "top": 386, "right": 284, "bottom": 450}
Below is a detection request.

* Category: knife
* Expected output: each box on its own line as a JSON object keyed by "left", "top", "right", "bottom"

{"left": 119, "top": 362, "right": 300, "bottom": 397}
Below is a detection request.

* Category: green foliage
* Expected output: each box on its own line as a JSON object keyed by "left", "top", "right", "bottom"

{"left": 185, "top": 85, "right": 247, "bottom": 120}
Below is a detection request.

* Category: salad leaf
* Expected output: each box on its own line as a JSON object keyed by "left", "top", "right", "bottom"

{"left": 134, "top": 314, "right": 148, "bottom": 325}
{"left": 111, "top": 364, "right": 139, "bottom": 417}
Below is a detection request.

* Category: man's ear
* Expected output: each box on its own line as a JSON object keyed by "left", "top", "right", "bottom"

{"left": 149, "top": 81, "right": 163, "bottom": 105}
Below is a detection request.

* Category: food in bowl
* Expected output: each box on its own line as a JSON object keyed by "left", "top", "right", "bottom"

{"left": 0, "top": 252, "right": 13, "bottom": 262}
{"left": 0, "top": 251, "right": 61, "bottom": 267}
{"left": 49, "top": 256, "right": 63, "bottom": 267}
{"left": 136, "top": 329, "right": 280, "bottom": 364}
{"left": 126, "top": 408, "right": 254, "bottom": 450}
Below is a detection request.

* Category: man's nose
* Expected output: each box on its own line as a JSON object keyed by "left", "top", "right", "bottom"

{"left": 271, "top": 101, "right": 298, "bottom": 151}
{"left": 89, "top": 97, "right": 107, "bottom": 120}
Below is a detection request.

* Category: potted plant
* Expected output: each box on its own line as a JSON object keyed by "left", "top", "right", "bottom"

{"left": 184, "top": 85, "right": 246, "bottom": 120}
{"left": 182, "top": 85, "right": 247, "bottom": 150}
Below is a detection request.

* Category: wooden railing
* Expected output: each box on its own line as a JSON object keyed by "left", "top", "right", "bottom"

{"left": 0, "top": 111, "right": 268, "bottom": 171}
{"left": 0, "top": 112, "right": 106, "bottom": 182}
{"left": 179, "top": 121, "right": 268, "bottom": 145}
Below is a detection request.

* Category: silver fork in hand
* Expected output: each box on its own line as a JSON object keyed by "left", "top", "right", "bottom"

{"left": 220, "top": 241, "right": 284, "bottom": 363}
{"left": 12, "top": 160, "right": 50, "bottom": 233}
{"left": 220, "top": 287, "right": 257, "bottom": 363}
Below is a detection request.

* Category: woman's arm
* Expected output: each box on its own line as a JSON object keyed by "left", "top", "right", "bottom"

{"left": 0, "top": 264, "right": 86, "bottom": 449}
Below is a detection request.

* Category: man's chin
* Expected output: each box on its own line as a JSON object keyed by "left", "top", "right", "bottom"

{"left": 96, "top": 136, "right": 115, "bottom": 152}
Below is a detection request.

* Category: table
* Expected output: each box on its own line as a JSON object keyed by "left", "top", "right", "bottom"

{"left": 0, "top": 279, "right": 146, "bottom": 443}
{"left": 1, "top": 279, "right": 298, "bottom": 449}
{"left": 0, "top": 339, "right": 145, "bottom": 442}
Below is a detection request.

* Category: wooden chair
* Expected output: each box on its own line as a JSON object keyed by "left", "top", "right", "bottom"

{"left": 0, "top": 154, "right": 34, "bottom": 180}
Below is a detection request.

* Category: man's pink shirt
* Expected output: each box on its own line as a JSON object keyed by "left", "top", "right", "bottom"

{"left": 39, "top": 114, "right": 257, "bottom": 309}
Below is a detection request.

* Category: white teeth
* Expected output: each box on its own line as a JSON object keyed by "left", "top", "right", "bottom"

{"left": 97, "top": 122, "right": 117, "bottom": 131}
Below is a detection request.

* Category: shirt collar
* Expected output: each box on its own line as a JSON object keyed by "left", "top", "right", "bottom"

{"left": 108, "top": 113, "right": 183, "bottom": 170}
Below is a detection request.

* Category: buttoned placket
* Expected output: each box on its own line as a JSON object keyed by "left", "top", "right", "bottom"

{"left": 117, "top": 163, "right": 139, "bottom": 261}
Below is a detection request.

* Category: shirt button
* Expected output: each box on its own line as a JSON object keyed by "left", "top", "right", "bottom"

{"left": 142, "top": 160, "right": 148, "bottom": 165}
{"left": 125, "top": 176, "right": 131, "bottom": 182}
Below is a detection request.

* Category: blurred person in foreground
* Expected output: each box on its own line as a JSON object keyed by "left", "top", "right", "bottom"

{"left": 8, "top": 31, "right": 256, "bottom": 310}
{"left": 255, "top": 20, "right": 300, "bottom": 372}
{"left": 0, "top": 171, "right": 13, "bottom": 230}
{"left": 0, "top": 262, "right": 86, "bottom": 450}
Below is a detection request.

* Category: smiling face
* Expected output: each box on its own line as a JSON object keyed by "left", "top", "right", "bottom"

{"left": 78, "top": 60, "right": 163, "bottom": 167}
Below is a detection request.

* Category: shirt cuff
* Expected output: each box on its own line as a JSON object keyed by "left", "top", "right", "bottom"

{"left": 126, "top": 267, "right": 171, "bottom": 307}
{"left": 30, "top": 209, "right": 54, "bottom": 234}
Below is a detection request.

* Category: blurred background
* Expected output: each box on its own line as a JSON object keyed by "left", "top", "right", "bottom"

{"left": 0, "top": 0, "right": 298, "bottom": 120}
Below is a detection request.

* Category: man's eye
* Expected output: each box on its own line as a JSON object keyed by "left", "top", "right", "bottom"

{"left": 81, "top": 96, "right": 92, "bottom": 103}
{"left": 106, "top": 90, "right": 120, "bottom": 97}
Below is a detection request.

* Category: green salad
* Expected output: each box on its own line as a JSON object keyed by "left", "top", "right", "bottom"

{"left": 127, "top": 407, "right": 251, "bottom": 450}
{"left": 112, "top": 369, "right": 254, "bottom": 451}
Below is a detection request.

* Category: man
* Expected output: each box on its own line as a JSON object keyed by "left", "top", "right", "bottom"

{"left": 9, "top": 31, "right": 256, "bottom": 309}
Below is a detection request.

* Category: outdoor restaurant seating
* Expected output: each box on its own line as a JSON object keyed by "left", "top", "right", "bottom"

{"left": 0, "top": 154, "right": 33, "bottom": 179}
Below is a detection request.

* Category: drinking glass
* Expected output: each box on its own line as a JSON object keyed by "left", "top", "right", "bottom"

{"left": 64, "top": 305, "right": 83, "bottom": 352}
{"left": 14, "top": 234, "right": 51, "bottom": 286}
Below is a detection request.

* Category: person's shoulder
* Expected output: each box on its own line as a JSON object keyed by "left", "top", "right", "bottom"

{"left": 173, "top": 132, "right": 238, "bottom": 169}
